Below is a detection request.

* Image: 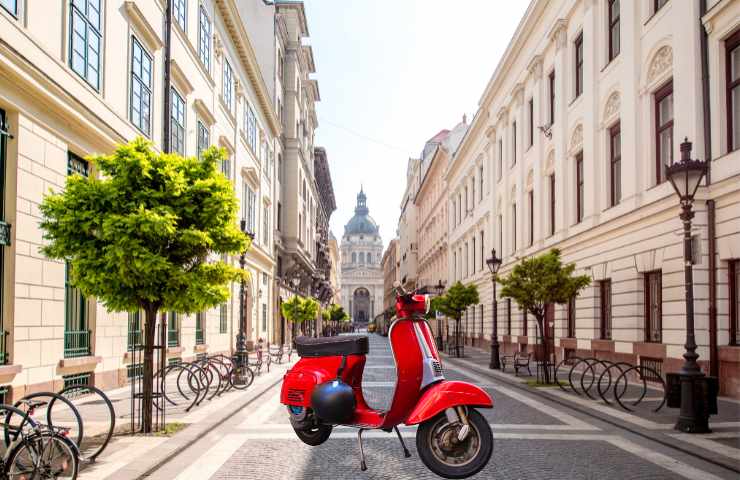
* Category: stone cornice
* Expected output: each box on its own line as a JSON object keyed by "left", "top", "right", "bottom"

{"left": 170, "top": 59, "right": 194, "bottom": 96}
{"left": 548, "top": 19, "right": 568, "bottom": 51}
{"left": 123, "top": 1, "right": 163, "bottom": 52}
{"left": 193, "top": 99, "right": 216, "bottom": 126}
{"left": 527, "top": 54, "right": 543, "bottom": 80}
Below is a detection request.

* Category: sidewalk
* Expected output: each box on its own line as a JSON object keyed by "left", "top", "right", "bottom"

{"left": 77, "top": 360, "right": 293, "bottom": 480}
{"left": 441, "top": 344, "right": 740, "bottom": 474}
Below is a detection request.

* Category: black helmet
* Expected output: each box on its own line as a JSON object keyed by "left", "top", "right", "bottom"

{"left": 311, "top": 380, "right": 356, "bottom": 424}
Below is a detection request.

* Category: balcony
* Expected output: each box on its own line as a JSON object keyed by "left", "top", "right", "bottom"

{"left": 64, "top": 330, "right": 91, "bottom": 358}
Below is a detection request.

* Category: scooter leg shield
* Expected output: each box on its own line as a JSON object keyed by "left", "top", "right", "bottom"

{"left": 404, "top": 380, "right": 493, "bottom": 426}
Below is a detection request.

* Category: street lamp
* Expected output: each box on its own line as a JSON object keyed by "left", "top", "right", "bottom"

{"left": 486, "top": 248, "right": 502, "bottom": 370}
{"left": 665, "top": 138, "right": 710, "bottom": 433}
{"left": 237, "top": 220, "right": 255, "bottom": 361}
{"left": 434, "top": 280, "right": 446, "bottom": 351}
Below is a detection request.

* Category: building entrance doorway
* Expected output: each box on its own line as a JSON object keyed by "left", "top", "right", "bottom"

{"left": 353, "top": 287, "right": 370, "bottom": 322}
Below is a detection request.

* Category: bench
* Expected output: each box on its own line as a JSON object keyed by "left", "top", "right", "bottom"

{"left": 501, "top": 352, "right": 532, "bottom": 376}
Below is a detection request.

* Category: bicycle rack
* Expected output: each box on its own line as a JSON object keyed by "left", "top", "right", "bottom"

{"left": 554, "top": 356, "right": 667, "bottom": 413}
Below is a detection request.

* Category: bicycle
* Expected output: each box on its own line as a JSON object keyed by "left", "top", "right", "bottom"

{"left": 1, "top": 401, "right": 79, "bottom": 479}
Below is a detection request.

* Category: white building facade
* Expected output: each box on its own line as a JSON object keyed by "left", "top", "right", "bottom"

{"left": 449, "top": 0, "right": 740, "bottom": 397}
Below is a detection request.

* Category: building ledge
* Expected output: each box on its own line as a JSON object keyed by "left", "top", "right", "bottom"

{"left": 0, "top": 363, "right": 22, "bottom": 383}
{"left": 516, "top": 336, "right": 528, "bottom": 345}
{"left": 559, "top": 337, "right": 578, "bottom": 350}
{"left": 58, "top": 355, "right": 102, "bottom": 369}
{"left": 167, "top": 346, "right": 184, "bottom": 356}
{"left": 590, "top": 339, "right": 615, "bottom": 352}
{"left": 719, "top": 346, "right": 740, "bottom": 363}
{"left": 194, "top": 344, "right": 208, "bottom": 353}
{"left": 634, "top": 341, "right": 667, "bottom": 359}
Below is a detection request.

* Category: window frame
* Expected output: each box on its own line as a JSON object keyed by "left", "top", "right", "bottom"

{"left": 644, "top": 270, "right": 663, "bottom": 343}
{"left": 549, "top": 173, "right": 556, "bottom": 236}
{"left": 567, "top": 295, "right": 576, "bottom": 338}
{"left": 129, "top": 36, "right": 153, "bottom": 137}
{"left": 729, "top": 260, "right": 739, "bottom": 346}
{"left": 654, "top": 0, "right": 668, "bottom": 13}
{"left": 197, "top": 120, "right": 209, "bottom": 159}
{"left": 173, "top": 0, "right": 187, "bottom": 32}
{"left": 548, "top": 70, "right": 555, "bottom": 125}
{"left": 497, "top": 138, "right": 503, "bottom": 181}
{"left": 69, "top": 0, "right": 102, "bottom": 91}
{"left": 0, "top": 0, "right": 18, "bottom": 17}
{"left": 726, "top": 29, "right": 740, "bottom": 152}
{"left": 599, "top": 279, "right": 612, "bottom": 340}
{"left": 170, "top": 87, "right": 186, "bottom": 156}
{"left": 575, "top": 32, "right": 584, "bottom": 98}
{"left": 479, "top": 165, "right": 483, "bottom": 201}
{"left": 511, "top": 203, "right": 517, "bottom": 253}
{"left": 506, "top": 298, "right": 512, "bottom": 336}
{"left": 511, "top": 121, "right": 517, "bottom": 166}
{"left": 198, "top": 5, "right": 211, "bottom": 72}
{"left": 575, "top": 151, "right": 584, "bottom": 224}
{"left": 528, "top": 189, "right": 534, "bottom": 246}
{"left": 654, "top": 80, "right": 674, "bottom": 184}
{"left": 609, "top": 122, "right": 621, "bottom": 207}
{"left": 528, "top": 97, "right": 534, "bottom": 148}
{"left": 608, "top": 0, "right": 620, "bottom": 62}
{"left": 223, "top": 58, "right": 234, "bottom": 113}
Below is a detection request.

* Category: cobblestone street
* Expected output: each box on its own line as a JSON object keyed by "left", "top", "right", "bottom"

{"left": 141, "top": 334, "right": 740, "bottom": 480}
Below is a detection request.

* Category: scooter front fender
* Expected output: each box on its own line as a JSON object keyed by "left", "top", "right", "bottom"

{"left": 404, "top": 380, "right": 493, "bottom": 426}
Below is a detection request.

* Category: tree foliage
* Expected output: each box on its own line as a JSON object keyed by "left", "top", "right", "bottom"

{"left": 39, "top": 138, "right": 249, "bottom": 314}
{"left": 282, "top": 295, "right": 320, "bottom": 324}
{"left": 433, "top": 281, "right": 480, "bottom": 321}
{"left": 497, "top": 249, "right": 590, "bottom": 320}
{"left": 39, "top": 138, "right": 249, "bottom": 432}
{"left": 323, "top": 303, "right": 349, "bottom": 323}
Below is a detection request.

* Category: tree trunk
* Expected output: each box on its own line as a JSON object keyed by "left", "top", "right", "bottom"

{"left": 535, "top": 315, "right": 550, "bottom": 384}
{"left": 142, "top": 306, "right": 158, "bottom": 433}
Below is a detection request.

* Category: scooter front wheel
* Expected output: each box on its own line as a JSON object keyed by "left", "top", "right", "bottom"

{"left": 416, "top": 408, "right": 493, "bottom": 479}
{"left": 293, "top": 424, "right": 333, "bottom": 446}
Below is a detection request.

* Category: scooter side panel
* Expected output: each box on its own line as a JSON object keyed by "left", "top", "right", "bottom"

{"left": 280, "top": 355, "right": 367, "bottom": 408}
{"left": 403, "top": 380, "right": 493, "bottom": 425}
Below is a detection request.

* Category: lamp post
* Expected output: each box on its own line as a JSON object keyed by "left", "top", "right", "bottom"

{"left": 486, "top": 248, "right": 503, "bottom": 370}
{"left": 236, "top": 220, "right": 254, "bottom": 360}
{"left": 665, "top": 138, "right": 710, "bottom": 433}
{"left": 434, "top": 280, "right": 446, "bottom": 351}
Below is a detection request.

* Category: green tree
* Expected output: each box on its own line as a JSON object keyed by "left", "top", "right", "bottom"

{"left": 497, "top": 248, "right": 590, "bottom": 383}
{"left": 39, "top": 138, "right": 249, "bottom": 432}
{"left": 321, "top": 303, "right": 347, "bottom": 335}
{"left": 433, "top": 282, "right": 479, "bottom": 357}
{"left": 282, "top": 295, "right": 320, "bottom": 338}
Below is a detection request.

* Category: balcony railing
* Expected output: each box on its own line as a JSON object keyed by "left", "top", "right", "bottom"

{"left": 195, "top": 326, "right": 204, "bottom": 345}
{"left": 64, "top": 330, "right": 91, "bottom": 358}
{"left": 0, "top": 331, "right": 8, "bottom": 365}
{"left": 167, "top": 328, "right": 179, "bottom": 347}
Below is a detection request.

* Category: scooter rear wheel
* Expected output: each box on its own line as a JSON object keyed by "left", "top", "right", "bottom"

{"left": 293, "top": 424, "right": 333, "bottom": 446}
{"left": 416, "top": 408, "right": 493, "bottom": 479}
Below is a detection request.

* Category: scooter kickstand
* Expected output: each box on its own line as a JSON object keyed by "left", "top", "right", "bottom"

{"left": 357, "top": 428, "right": 367, "bottom": 471}
{"left": 393, "top": 426, "right": 412, "bottom": 458}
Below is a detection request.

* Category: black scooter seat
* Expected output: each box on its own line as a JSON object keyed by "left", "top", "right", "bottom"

{"left": 295, "top": 335, "right": 369, "bottom": 357}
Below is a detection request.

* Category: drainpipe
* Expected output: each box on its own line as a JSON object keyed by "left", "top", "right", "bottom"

{"left": 699, "top": 0, "right": 718, "bottom": 378}
{"left": 163, "top": 0, "right": 172, "bottom": 154}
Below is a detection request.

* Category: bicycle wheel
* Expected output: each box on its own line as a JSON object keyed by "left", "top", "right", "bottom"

{"left": 7, "top": 432, "right": 79, "bottom": 479}
{"left": 229, "top": 364, "right": 254, "bottom": 390}
{"left": 5, "top": 392, "right": 83, "bottom": 452}
{"left": 53, "top": 385, "right": 115, "bottom": 462}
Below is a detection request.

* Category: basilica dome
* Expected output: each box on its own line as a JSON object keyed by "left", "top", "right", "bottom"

{"left": 344, "top": 188, "right": 380, "bottom": 236}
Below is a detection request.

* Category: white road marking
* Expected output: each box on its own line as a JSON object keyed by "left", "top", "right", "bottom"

{"left": 444, "top": 365, "right": 598, "bottom": 431}
{"left": 173, "top": 434, "right": 247, "bottom": 480}
{"left": 364, "top": 365, "right": 395, "bottom": 369}
{"left": 243, "top": 423, "right": 599, "bottom": 432}
{"left": 666, "top": 432, "right": 740, "bottom": 461}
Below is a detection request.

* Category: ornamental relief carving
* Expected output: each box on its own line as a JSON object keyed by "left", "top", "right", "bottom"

{"left": 647, "top": 45, "right": 672, "bottom": 85}
{"left": 603, "top": 91, "right": 620, "bottom": 123}
{"left": 570, "top": 124, "right": 583, "bottom": 153}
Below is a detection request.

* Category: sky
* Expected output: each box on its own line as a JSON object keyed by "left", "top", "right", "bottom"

{"left": 304, "top": 0, "right": 531, "bottom": 247}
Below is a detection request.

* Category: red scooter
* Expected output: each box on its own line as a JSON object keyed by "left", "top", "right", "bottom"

{"left": 280, "top": 284, "right": 494, "bottom": 479}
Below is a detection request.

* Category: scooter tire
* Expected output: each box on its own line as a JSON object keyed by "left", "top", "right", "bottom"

{"left": 293, "top": 424, "right": 333, "bottom": 446}
{"left": 416, "top": 408, "right": 493, "bottom": 479}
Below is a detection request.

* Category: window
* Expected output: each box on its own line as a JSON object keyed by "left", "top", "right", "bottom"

{"left": 130, "top": 37, "right": 152, "bottom": 136}
{"left": 528, "top": 190, "right": 534, "bottom": 246}
{"left": 464, "top": 186, "right": 469, "bottom": 216}
{"left": 511, "top": 122, "right": 517, "bottom": 165}
{"left": 567, "top": 296, "right": 576, "bottom": 337}
{"left": 471, "top": 177, "right": 475, "bottom": 208}
{"left": 69, "top": 0, "right": 102, "bottom": 90}
{"left": 599, "top": 279, "right": 612, "bottom": 340}
{"left": 575, "top": 152, "right": 584, "bottom": 223}
{"left": 472, "top": 237, "right": 476, "bottom": 274}
{"left": 511, "top": 203, "right": 517, "bottom": 253}
{"left": 173, "top": 0, "right": 186, "bottom": 31}
{"left": 223, "top": 59, "right": 234, "bottom": 112}
{"left": 497, "top": 139, "right": 503, "bottom": 181}
{"left": 480, "top": 231, "right": 484, "bottom": 272}
{"left": 548, "top": 70, "right": 555, "bottom": 125}
{"left": 549, "top": 174, "right": 556, "bottom": 236}
{"left": 245, "top": 105, "right": 257, "bottom": 152}
{"left": 575, "top": 32, "right": 584, "bottom": 98}
{"left": 479, "top": 166, "right": 484, "bottom": 201}
{"left": 167, "top": 312, "right": 179, "bottom": 347}
{"left": 453, "top": 251, "right": 457, "bottom": 281}
{"left": 608, "top": 0, "right": 620, "bottom": 62}
{"left": 262, "top": 304, "right": 268, "bottom": 331}
{"left": 458, "top": 193, "right": 462, "bottom": 224}
{"left": 128, "top": 311, "right": 141, "bottom": 350}
{"left": 609, "top": 122, "right": 621, "bottom": 206}
{"left": 655, "top": 81, "right": 673, "bottom": 183}
{"left": 219, "top": 303, "right": 227, "bottom": 334}
{"left": 197, "top": 121, "right": 209, "bottom": 159}
{"left": 198, "top": 6, "right": 211, "bottom": 71}
{"left": 645, "top": 270, "right": 662, "bottom": 343}
{"left": 528, "top": 98, "right": 534, "bottom": 148}
{"left": 1, "top": 0, "right": 17, "bottom": 16}
{"left": 352, "top": 252, "right": 356, "bottom": 263}
{"left": 479, "top": 304, "right": 484, "bottom": 337}
{"left": 654, "top": 0, "right": 668, "bottom": 13}
{"left": 464, "top": 242, "right": 469, "bottom": 277}
{"left": 65, "top": 153, "right": 90, "bottom": 359}
{"left": 171, "top": 88, "right": 185, "bottom": 155}
{"left": 243, "top": 183, "right": 256, "bottom": 234}
{"left": 726, "top": 30, "right": 740, "bottom": 152}
{"left": 506, "top": 298, "right": 512, "bottom": 335}
{"left": 730, "top": 260, "right": 740, "bottom": 346}
{"left": 263, "top": 204, "right": 269, "bottom": 245}
{"left": 195, "top": 312, "right": 205, "bottom": 345}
